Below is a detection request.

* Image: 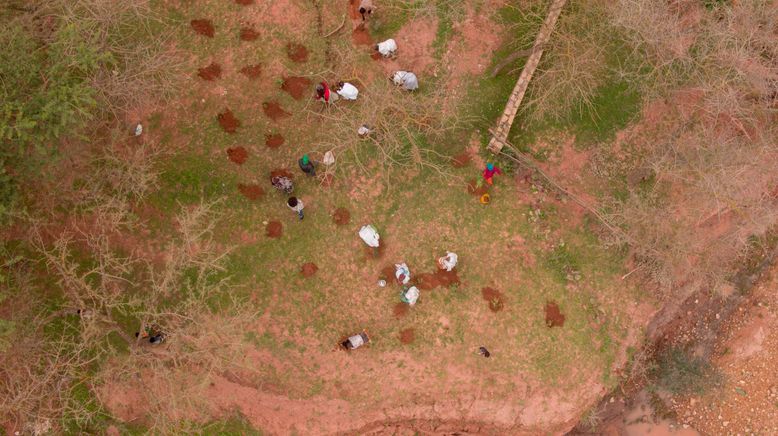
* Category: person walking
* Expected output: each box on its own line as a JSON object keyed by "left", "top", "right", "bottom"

{"left": 298, "top": 154, "right": 316, "bottom": 177}
{"left": 482, "top": 163, "right": 502, "bottom": 185}
{"left": 287, "top": 197, "right": 305, "bottom": 220}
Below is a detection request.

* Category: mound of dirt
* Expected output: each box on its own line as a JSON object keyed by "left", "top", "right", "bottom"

{"left": 332, "top": 208, "right": 350, "bottom": 225}
{"left": 265, "top": 134, "right": 284, "bottom": 148}
{"left": 481, "top": 287, "right": 504, "bottom": 312}
{"left": 467, "top": 179, "right": 488, "bottom": 197}
{"left": 399, "top": 328, "right": 415, "bottom": 344}
{"left": 263, "top": 101, "right": 290, "bottom": 121}
{"left": 393, "top": 302, "right": 409, "bottom": 319}
{"left": 227, "top": 146, "right": 248, "bottom": 164}
{"left": 235, "top": 0, "right": 253, "bottom": 5}
{"left": 416, "top": 270, "right": 460, "bottom": 290}
{"left": 217, "top": 109, "right": 240, "bottom": 133}
{"left": 352, "top": 25, "right": 373, "bottom": 46}
{"left": 266, "top": 221, "right": 282, "bottom": 238}
{"left": 286, "top": 43, "right": 309, "bottom": 63}
{"left": 379, "top": 265, "right": 395, "bottom": 282}
{"left": 240, "top": 27, "right": 259, "bottom": 41}
{"left": 281, "top": 76, "right": 312, "bottom": 100}
{"left": 190, "top": 19, "right": 214, "bottom": 37}
{"left": 239, "top": 65, "right": 262, "bottom": 79}
{"left": 545, "top": 301, "right": 565, "bottom": 327}
{"left": 197, "top": 62, "right": 222, "bottom": 81}
{"left": 451, "top": 151, "right": 471, "bottom": 168}
{"left": 269, "top": 169, "right": 293, "bottom": 182}
{"left": 238, "top": 184, "right": 264, "bottom": 200}
{"left": 301, "top": 262, "right": 318, "bottom": 277}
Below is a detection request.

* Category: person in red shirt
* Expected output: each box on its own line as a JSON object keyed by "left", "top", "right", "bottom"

{"left": 482, "top": 163, "right": 502, "bottom": 185}
{"left": 315, "top": 82, "right": 332, "bottom": 103}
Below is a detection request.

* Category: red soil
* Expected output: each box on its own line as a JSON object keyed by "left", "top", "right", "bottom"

{"left": 545, "top": 301, "right": 565, "bottom": 327}
{"left": 269, "top": 169, "right": 294, "bottom": 182}
{"left": 348, "top": 0, "right": 360, "bottom": 19}
{"left": 332, "top": 208, "right": 350, "bottom": 225}
{"left": 301, "top": 262, "right": 318, "bottom": 277}
{"left": 481, "top": 287, "right": 504, "bottom": 312}
{"left": 217, "top": 109, "right": 240, "bottom": 133}
{"left": 266, "top": 221, "right": 283, "bottom": 238}
{"left": 265, "top": 134, "right": 284, "bottom": 149}
{"left": 281, "top": 76, "right": 313, "bottom": 100}
{"left": 416, "top": 270, "right": 460, "bottom": 290}
{"left": 466, "top": 179, "right": 489, "bottom": 197}
{"left": 240, "top": 27, "right": 259, "bottom": 41}
{"left": 237, "top": 184, "right": 264, "bottom": 200}
{"left": 286, "top": 43, "right": 309, "bottom": 63}
{"left": 239, "top": 65, "right": 262, "bottom": 79}
{"left": 379, "top": 265, "right": 395, "bottom": 282}
{"left": 235, "top": 0, "right": 253, "bottom": 5}
{"left": 227, "top": 146, "right": 248, "bottom": 164}
{"left": 190, "top": 19, "right": 215, "bottom": 38}
{"left": 393, "top": 302, "right": 409, "bottom": 319}
{"left": 263, "top": 101, "right": 291, "bottom": 121}
{"left": 399, "top": 328, "right": 415, "bottom": 344}
{"left": 352, "top": 25, "right": 374, "bottom": 46}
{"left": 197, "top": 62, "right": 222, "bottom": 81}
{"left": 452, "top": 151, "right": 471, "bottom": 168}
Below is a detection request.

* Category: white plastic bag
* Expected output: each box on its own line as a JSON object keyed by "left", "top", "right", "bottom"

{"left": 322, "top": 150, "right": 335, "bottom": 166}
{"left": 337, "top": 82, "right": 359, "bottom": 100}
{"left": 359, "top": 225, "right": 380, "bottom": 248}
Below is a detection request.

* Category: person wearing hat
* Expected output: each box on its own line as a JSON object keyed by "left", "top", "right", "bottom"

{"left": 298, "top": 154, "right": 316, "bottom": 177}
{"left": 482, "top": 163, "right": 502, "bottom": 186}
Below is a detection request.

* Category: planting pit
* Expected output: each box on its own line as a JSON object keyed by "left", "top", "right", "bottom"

{"left": 399, "top": 328, "right": 415, "bottom": 344}
{"left": 481, "top": 287, "right": 505, "bottom": 312}
{"left": 217, "top": 109, "right": 240, "bottom": 133}
{"left": 332, "top": 208, "right": 350, "bottom": 225}
{"left": 352, "top": 25, "right": 373, "bottom": 46}
{"left": 281, "top": 76, "right": 312, "bottom": 100}
{"left": 393, "top": 302, "right": 409, "bottom": 319}
{"left": 545, "top": 301, "right": 565, "bottom": 327}
{"left": 227, "top": 147, "right": 248, "bottom": 164}
{"left": 197, "top": 62, "right": 221, "bottom": 81}
{"left": 240, "top": 27, "right": 259, "bottom": 41}
{"left": 191, "top": 19, "right": 214, "bottom": 37}
{"left": 266, "top": 221, "right": 283, "bottom": 238}
{"left": 269, "top": 169, "right": 294, "bottom": 182}
{"left": 265, "top": 134, "right": 284, "bottom": 148}
{"left": 467, "top": 179, "right": 489, "bottom": 197}
{"left": 235, "top": 0, "right": 253, "bottom": 5}
{"left": 301, "top": 262, "right": 318, "bottom": 277}
{"left": 286, "top": 43, "right": 309, "bottom": 63}
{"left": 263, "top": 101, "right": 291, "bottom": 121}
{"left": 238, "top": 184, "right": 264, "bottom": 200}
{"left": 451, "top": 151, "right": 471, "bottom": 168}
{"left": 240, "top": 65, "right": 262, "bottom": 79}
{"left": 416, "top": 269, "right": 460, "bottom": 290}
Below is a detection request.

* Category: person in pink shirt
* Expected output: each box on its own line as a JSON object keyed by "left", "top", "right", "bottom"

{"left": 482, "top": 163, "right": 502, "bottom": 185}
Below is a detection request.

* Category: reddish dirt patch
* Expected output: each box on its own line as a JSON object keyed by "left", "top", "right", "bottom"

{"left": 379, "top": 265, "right": 395, "bottom": 282}
{"left": 348, "top": 0, "right": 360, "bottom": 19}
{"left": 393, "top": 302, "right": 409, "bottom": 319}
{"left": 286, "top": 43, "right": 309, "bottom": 63}
{"left": 545, "top": 301, "right": 565, "bottom": 327}
{"left": 217, "top": 109, "right": 240, "bottom": 133}
{"left": 190, "top": 19, "right": 214, "bottom": 38}
{"left": 352, "top": 25, "right": 374, "bottom": 46}
{"left": 237, "top": 184, "right": 264, "bottom": 200}
{"left": 451, "top": 151, "right": 471, "bottom": 168}
{"left": 227, "top": 146, "right": 248, "bottom": 164}
{"left": 239, "top": 65, "right": 262, "bottom": 79}
{"left": 197, "top": 62, "right": 222, "bottom": 81}
{"left": 266, "top": 221, "right": 283, "bottom": 238}
{"left": 281, "top": 76, "right": 312, "bottom": 100}
{"left": 240, "top": 27, "right": 259, "bottom": 41}
{"left": 263, "top": 101, "right": 291, "bottom": 121}
{"left": 399, "top": 328, "right": 415, "bottom": 344}
{"left": 235, "top": 0, "right": 253, "bottom": 5}
{"left": 332, "top": 208, "right": 350, "bottom": 225}
{"left": 416, "top": 270, "right": 460, "bottom": 290}
{"left": 467, "top": 179, "right": 489, "bottom": 197}
{"left": 481, "top": 287, "right": 505, "bottom": 312}
{"left": 269, "top": 169, "right": 294, "bottom": 182}
{"left": 301, "top": 262, "right": 318, "bottom": 277}
{"left": 265, "top": 134, "right": 284, "bottom": 148}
